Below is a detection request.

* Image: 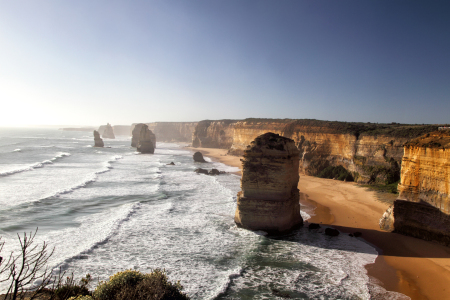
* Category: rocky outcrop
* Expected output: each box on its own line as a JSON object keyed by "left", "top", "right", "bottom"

{"left": 234, "top": 133, "right": 303, "bottom": 233}
{"left": 192, "top": 119, "right": 438, "bottom": 185}
{"left": 131, "top": 123, "right": 145, "bottom": 147}
{"left": 93, "top": 130, "right": 104, "bottom": 147}
{"left": 101, "top": 123, "right": 115, "bottom": 139}
{"left": 192, "top": 120, "right": 237, "bottom": 148}
{"left": 193, "top": 152, "right": 206, "bottom": 162}
{"left": 131, "top": 122, "right": 197, "bottom": 143}
{"left": 380, "top": 131, "right": 450, "bottom": 245}
{"left": 137, "top": 125, "right": 156, "bottom": 154}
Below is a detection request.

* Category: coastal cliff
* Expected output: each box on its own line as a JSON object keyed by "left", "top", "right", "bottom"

{"left": 234, "top": 133, "right": 303, "bottom": 233}
{"left": 380, "top": 131, "right": 450, "bottom": 245}
{"left": 192, "top": 120, "right": 236, "bottom": 148}
{"left": 193, "top": 119, "right": 438, "bottom": 184}
{"left": 131, "top": 122, "right": 197, "bottom": 143}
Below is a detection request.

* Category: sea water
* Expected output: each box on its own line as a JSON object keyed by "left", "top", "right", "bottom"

{"left": 0, "top": 128, "right": 408, "bottom": 299}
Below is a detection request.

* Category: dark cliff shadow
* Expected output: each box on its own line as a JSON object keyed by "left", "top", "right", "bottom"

{"left": 264, "top": 224, "right": 450, "bottom": 259}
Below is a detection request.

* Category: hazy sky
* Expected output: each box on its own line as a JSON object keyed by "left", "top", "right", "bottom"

{"left": 1, "top": 1, "right": 449, "bottom": 126}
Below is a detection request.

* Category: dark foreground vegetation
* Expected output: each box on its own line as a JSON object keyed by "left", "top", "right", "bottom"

{"left": 0, "top": 231, "right": 189, "bottom": 300}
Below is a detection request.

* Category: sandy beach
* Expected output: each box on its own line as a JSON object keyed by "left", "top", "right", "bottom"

{"left": 190, "top": 147, "right": 450, "bottom": 300}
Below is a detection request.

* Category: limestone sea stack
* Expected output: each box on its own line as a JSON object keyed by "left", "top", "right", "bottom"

{"left": 131, "top": 123, "right": 145, "bottom": 147}
{"left": 234, "top": 132, "right": 303, "bottom": 233}
{"left": 137, "top": 125, "right": 156, "bottom": 154}
{"left": 93, "top": 130, "right": 104, "bottom": 147}
{"left": 102, "top": 123, "right": 115, "bottom": 139}
{"left": 380, "top": 130, "right": 450, "bottom": 246}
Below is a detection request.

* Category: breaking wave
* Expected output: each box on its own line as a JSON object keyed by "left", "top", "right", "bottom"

{"left": 0, "top": 152, "right": 71, "bottom": 177}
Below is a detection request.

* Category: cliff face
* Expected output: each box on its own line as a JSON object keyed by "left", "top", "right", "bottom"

{"left": 192, "top": 120, "right": 236, "bottom": 148}
{"left": 397, "top": 131, "right": 450, "bottom": 211}
{"left": 380, "top": 131, "right": 450, "bottom": 245}
{"left": 131, "top": 122, "right": 197, "bottom": 143}
{"left": 234, "top": 133, "right": 303, "bottom": 233}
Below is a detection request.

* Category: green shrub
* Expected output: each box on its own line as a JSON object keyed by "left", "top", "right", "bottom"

{"left": 318, "top": 166, "right": 354, "bottom": 181}
{"left": 94, "top": 269, "right": 189, "bottom": 300}
{"left": 54, "top": 273, "right": 92, "bottom": 300}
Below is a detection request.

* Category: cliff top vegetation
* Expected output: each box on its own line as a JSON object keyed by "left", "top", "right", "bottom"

{"left": 405, "top": 131, "right": 450, "bottom": 149}
{"left": 236, "top": 118, "right": 443, "bottom": 139}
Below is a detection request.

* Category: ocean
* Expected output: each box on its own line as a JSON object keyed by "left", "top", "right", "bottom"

{"left": 0, "top": 128, "right": 407, "bottom": 299}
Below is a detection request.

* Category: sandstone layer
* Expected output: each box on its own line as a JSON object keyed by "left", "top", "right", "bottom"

{"left": 380, "top": 131, "right": 450, "bottom": 245}
{"left": 101, "top": 123, "right": 115, "bottom": 139}
{"left": 192, "top": 119, "right": 438, "bottom": 184}
{"left": 234, "top": 132, "right": 303, "bottom": 233}
{"left": 137, "top": 125, "right": 156, "bottom": 154}
{"left": 93, "top": 130, "right": 104, "bottom": 147}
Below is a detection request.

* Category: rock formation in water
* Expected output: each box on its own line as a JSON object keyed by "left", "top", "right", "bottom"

{"left": 193, "top": 152, "right": 206, "bottom": 162}
{"left": 234, "top": 132, "right": 303, "bottom": 233}
{"left": 380, "top": 131, "right": 450, "bottom": 246}
{"left": 101, "top": 123, "right": 115, "bottom": 139}
{"left": 93, "top": 130, "right": 104, "bottom": 147}
{"left": 191, "top": 118, "right": 439, "bottom": 186}
{"left": 131, "top": 122, "right": 197, "bottom": 143}
{"left": 131, "top": 123, "right": 145, "bottom": 147}
{"left": 137, "top": 125, "right": 156, "bottom": 154}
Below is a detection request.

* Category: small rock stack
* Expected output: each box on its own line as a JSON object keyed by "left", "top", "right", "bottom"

{"left": 234, "top": 132, "right": 303, "bottom": 233}
{"left": 137, "top": 125, "right": 156, "bottom": 154}
{"left": 93, "top": 130, "right": 104, "bottom": 147}
{"left": 102, "top": 123, "right": 115, "bottom": 139}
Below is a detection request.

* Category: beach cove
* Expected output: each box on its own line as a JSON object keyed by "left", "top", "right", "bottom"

{"left": 193, "top": 147, "right": 450, "bottom": 300}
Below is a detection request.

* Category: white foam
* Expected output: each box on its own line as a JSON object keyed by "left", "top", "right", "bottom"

{"left": 43, "top": 155, "right": 123, "bottom": 199}
{"left": 0, "top": 152, "right": 71, "bottom": 176}
{"left": 13, "top": 148, "right": 21, "bottom": 152}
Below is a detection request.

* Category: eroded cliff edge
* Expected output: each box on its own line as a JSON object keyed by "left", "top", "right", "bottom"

{"left": 380, "top": 131, "right": 450, "bottom": 245}
{"left": 192, "top": 119, "right": 439, "bottom": 185}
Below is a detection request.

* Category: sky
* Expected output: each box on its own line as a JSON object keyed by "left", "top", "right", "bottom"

{"left": 1, "top": 0, "right": 449, "bottom": 126}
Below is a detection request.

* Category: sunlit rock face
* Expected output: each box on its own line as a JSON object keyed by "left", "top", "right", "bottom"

{"left": 380, "top": 131, "right": 450, "bottom": 246}
{"left": 131, "top": 123, "right": 145, "bottom": 147}
{"left": 234, "top": 132, "right": 303, "bottom": 233}
{"left": 193, "top": 119, "right": 437, "bottom": 185}
{"left": 137, "top": 125, "right": 156, "bottom": 154}
{"left": 192, "top": 120, "right": 236, "bottom": 148}
{"left": 93, "top": 130, "right": 104, "bottom": 147}
{"left": 102, "top": 123, "right": 115, "bottom": 139}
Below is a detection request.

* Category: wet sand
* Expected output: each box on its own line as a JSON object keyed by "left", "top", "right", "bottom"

{"left": 190, "top": 147, "right": 450, "bottom": 300}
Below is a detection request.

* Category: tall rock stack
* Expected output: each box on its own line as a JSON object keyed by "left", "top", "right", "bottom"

{"left": 137, "top": 125, "right": 156, "bottom": 154}
{"left": 93, "top": 130, "right": 104, "bottom": 147}
{"left": 102, "top": 123, "right": 115, "bottom": 139}
{"left": 380, "top": 131, "right": 450, "bottom": 246}
{"left": 234, "top": 132, "right": 303, "bottom": 233}
{"left": 131, "top": 123, "right": 145, "bottom": 147}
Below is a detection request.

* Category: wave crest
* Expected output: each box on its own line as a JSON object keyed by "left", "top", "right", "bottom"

{"left": 0, "top": 152, "right": 71, "bottom": 177}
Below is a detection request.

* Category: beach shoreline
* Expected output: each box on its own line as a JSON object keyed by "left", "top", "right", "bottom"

{"left": 188, "top": 146, "right": 450, "bottom": 300}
